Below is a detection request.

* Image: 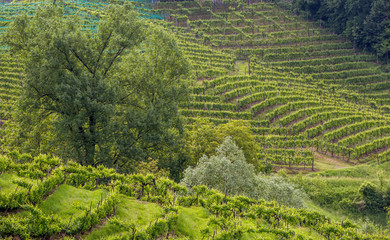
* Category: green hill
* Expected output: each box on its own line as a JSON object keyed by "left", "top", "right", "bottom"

{"left": 1, "top": 0, "right": 389, "bottom": 168}
{"left": 1, "top": 154, "right": 388, "bottom": 239}
{"left": 159, "top": 0, "right": 390, "bottom": 169}
{"left": 1, "top": 0, "right": 390, "bottom": 238}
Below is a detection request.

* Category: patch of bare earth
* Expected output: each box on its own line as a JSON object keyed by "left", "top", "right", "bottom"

{"left": 313, "top": 151, "right": 352, "bottom": 169}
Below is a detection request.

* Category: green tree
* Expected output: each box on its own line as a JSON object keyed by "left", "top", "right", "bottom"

{"left": 364, "top": 0, "right": 390, "bottom": 58}
{"left": 185, "top": 120, "right": 261, "bottom": 170}
{"left": 0, "top": 106, "right": 56, "bottom": 157}
{"left": 291, "top": 0, "right": 390, "bottom": 59}
{"left": 254, "top": 174, "right": 307, "bottom": 208}
{"left": 3, "top": 5, "right": 190, "bottom": 170}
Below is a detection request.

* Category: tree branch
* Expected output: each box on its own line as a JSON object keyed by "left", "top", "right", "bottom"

{"left": 55, "top": 45, "right": 75, "bottom": 73}
{"left": 94, "top": 31, "right": 113, "bottom": 77}
{"left": 103, "top": 46, "right": 126, "bottom": 77}
{"left": 69, "top": 47, "right": 94, "bottom": 75}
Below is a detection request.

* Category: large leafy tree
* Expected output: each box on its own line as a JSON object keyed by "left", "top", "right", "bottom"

{"left": 185, "top": 120, "right": 261, "bottom": 170}
{"left": 3, "top": 5, "right": 190, "bottom": 170}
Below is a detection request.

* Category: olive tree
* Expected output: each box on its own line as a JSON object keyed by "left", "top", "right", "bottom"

{"left": 182, "top": 136, "right": 307, "bottom": 207}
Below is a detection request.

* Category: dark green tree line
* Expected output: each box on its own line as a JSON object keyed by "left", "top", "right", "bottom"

{"left": 279, "top": 0, "right": 390, "bottom": 60}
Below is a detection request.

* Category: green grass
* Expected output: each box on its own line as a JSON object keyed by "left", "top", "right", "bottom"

{"left": 0, "top": 173, "right": 35, "bottom": 193}
{"left": 309, "top": 161, "right": 390, "bottom": 179}
{"left": 38, "top": 184, "right": 108, "bottom": 224}
{"left": 176, "top": 207, "right": 211, "bottom": 239}
{"left": 234, "top": 61, "right": 249, "bottom": 75}
{"left": 84, "top": 195, "right": 163, "bottom": 240}
{"left": 295, "top": 161, "right": 390, "bottom": 227}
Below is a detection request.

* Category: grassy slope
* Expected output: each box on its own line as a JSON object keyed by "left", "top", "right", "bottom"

{"left": 29, "top": 182, "right": 328, "bottom": 239}
{"left": 296, "top": 161, "right": 390, "bottom": 226}
{"left": 85, "top": 195, "right": 163, "bottom": 239}
{"left": 1, "top": 0, "right": 390, "bottom": 237}
{"left": 39, "top": 184, "right": 108, "bottom": 223}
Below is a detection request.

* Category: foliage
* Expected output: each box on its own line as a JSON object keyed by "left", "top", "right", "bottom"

{"left": 254, "top": 174, "right": 307, "bottom": 208}
{"left": 290, "top": 0, "right": 390, "bottom": 59}
{"left": 359, "top": 182, "right": 385, "bottom": 213}
{"left": 0, "top": 155, "right": 389, "bottom": 239}
{"left": 134, "top": 158, "right": 169, "bottom": 179}
{"left": 182, "top": 136, "right": 256, "bottom": 198}
{"left": 2, "top": 4, "right": 190, "bottom": 172}
{"left": 182, "top": 137, "right": 307, "bottom": 208}
{"left": 185, "top": 120, "right": 261, "bottom": 170}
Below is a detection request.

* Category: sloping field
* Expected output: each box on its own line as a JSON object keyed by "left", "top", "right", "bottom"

{"left": 155, "top": 0, "right": 390, "bottom": 169}
{"left": 0, "top": 154, "right": 386, "bottom": 239}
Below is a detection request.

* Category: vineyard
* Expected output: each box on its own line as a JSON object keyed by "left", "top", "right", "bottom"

{"left": 153, "top": 0, "right": 390, "bottom": 170}
{"left": 0, "top": 0, "right": 389, "bottom": 171}
{"left": 1, "top": 154, "right": 389, "bottom": 239}
{"left": 1, "top": 0, "right": 390, "bottom": 238}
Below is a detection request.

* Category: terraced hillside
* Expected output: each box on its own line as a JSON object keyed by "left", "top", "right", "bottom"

{"left": 152, "top": 0, "right": 390, "bottom": 169}
{"left": 2, "top": 0, "right": 390, "bottom": 238}
{"left": 1, "top": 154, "right": 388, "bottom": 239}
{"left": 160, "top": 1, "right": 389, "bottom": 95}
{"left": 1, "top": 0, "right": 389, "bottom": 169}
{"left": 1, "top": 0, "right": 389, "bottom": 170}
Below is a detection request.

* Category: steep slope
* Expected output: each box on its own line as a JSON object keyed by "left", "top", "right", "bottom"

{"left": 156, "top": 0, "right": 390, "bottom": 169}
{"left": 2, "top": 0, "right": 390, "bottom": 169}
{"left": 0, "top": 154, "right": 388, "bottom": 239}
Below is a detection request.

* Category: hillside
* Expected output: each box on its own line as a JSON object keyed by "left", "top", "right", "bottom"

{"left": 155, "top": 0, "right": 390, "bottom": 169}
{"left": 1, "top": 154, "right": 389, "bottom": 239}
{"left": 1, "top": 0, "right": 389, "bottom": 169}
{"left": 1, "top": 0, "right": 390, "bottom": 238}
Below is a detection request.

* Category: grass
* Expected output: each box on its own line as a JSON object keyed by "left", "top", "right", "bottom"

{"left": 176, "top": 207, "right": 211, "bottom": 239}
{"left": 295, "top": 161, "right": 390, "bottom": 227}
{"left": 234, "top": 60, "right": 249, "bottom": 75}
{"left": 38, "top": 184, "right": 108, "bottom": 224}
{"left": 312, "top": 151, "right": 353, "bottom": 172}
{"left": 309, "top": 161, "right": 390, "bottom": 179}
{"left": 0, "top": 173, "right": 36, "bottom": 193}
{"left": 84, "top": 195, "right": 163, "bottom": 240}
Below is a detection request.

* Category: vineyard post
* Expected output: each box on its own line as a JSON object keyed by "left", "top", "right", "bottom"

{"left": 65, "top": 213, "right": 74, "bottom": 234}
{"left": 248, "top": 57, "right": 251, "bottom": 75}
{"left": 311, "top": 157, "right": 314, "bottom": 171}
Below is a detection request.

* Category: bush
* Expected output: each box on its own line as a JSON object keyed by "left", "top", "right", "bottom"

{"left": 359, "top": 182, "right": 385, "bottom": 212}
{"left": 0, "top": 155, "right": 11, "bottom": 173}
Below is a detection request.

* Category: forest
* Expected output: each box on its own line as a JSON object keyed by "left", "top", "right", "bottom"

{"left": 279, "top": 0, "right": 390, "bottom": 60}
{"left": 0, "top": 0, "right": 390, "bottom": 239}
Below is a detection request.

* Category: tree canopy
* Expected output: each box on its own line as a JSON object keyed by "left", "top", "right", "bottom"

{"left": 181, "top": 136, "right": 256, "bottom": 198}
{"left": 185, "top": 120, "right": 262, "bottom": 170}
{"left": 2, "top": 5, "right": 190, "bottom": 172}
{"left": 286, "top": 0, "right": 390, "bottom": 60}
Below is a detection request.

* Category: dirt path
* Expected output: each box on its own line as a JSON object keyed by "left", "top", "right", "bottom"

{"left": 313, "top": 151, "right": 353, "bottom": 170}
